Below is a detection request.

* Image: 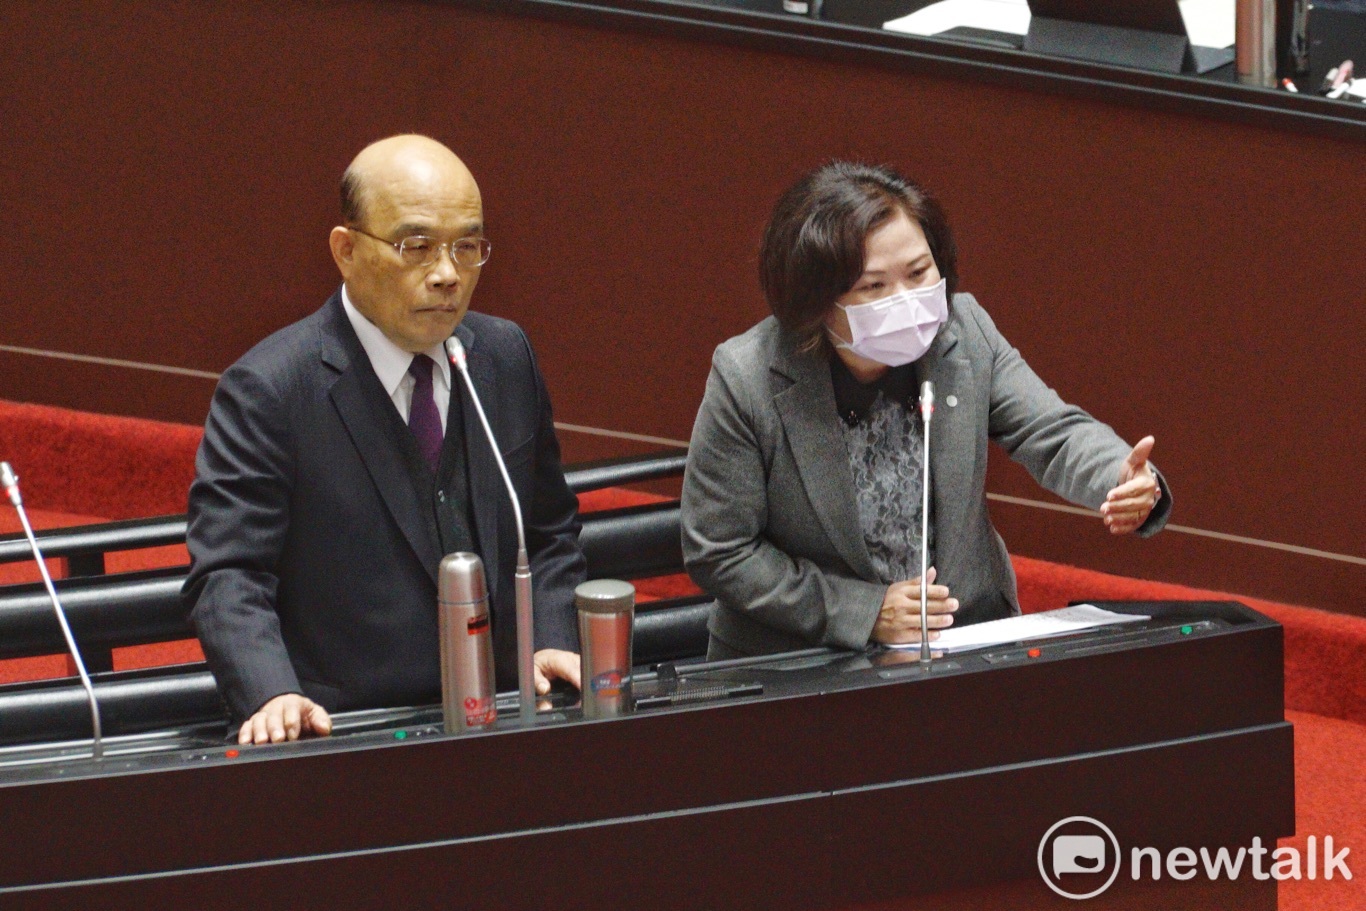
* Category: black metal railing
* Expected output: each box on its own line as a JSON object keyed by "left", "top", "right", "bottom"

{"left": 0, "top": 451, "right": 709, "bottom": 745}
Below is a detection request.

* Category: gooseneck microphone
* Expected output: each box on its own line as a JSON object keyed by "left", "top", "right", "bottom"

{"left": 917, "top": 382, "right": 934, "bottom": 667}
{"left": 445, "top": 337, "right": 537, "bottom": 724}
{"left": 1, "top": 461, "right": 104, "bottom": 757}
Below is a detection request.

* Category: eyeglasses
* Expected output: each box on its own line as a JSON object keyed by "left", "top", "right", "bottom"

{"left": 349, "top": 226, "right": 492, "bottom": 269}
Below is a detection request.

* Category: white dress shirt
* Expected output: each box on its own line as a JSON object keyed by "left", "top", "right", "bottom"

{"left": 341, "top": 285, "right": 452, "bottom": 433}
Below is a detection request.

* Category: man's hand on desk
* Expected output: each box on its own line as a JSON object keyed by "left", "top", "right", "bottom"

{"left": 236, "top": 655, "right": 580, "bottom": 740}
{"left": 534, "top": 648, "right": 582, "bottom": 695}
{"left": 871, "top": 567, "right": 959, "bottom": 645}
{"left": 239, "top": 693, "right": 333, "bottom": 745}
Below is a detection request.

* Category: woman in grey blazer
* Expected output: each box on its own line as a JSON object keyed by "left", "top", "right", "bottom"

{"left": 681, "top": 162, "right": 1170, "bottom": 659}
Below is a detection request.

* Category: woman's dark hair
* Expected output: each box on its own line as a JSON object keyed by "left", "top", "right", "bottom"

{"left": 759, "top": 161, "right": 958, "bottom": 353}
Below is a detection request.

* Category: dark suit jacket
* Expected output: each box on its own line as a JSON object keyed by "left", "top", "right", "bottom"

{"left": 183, "top": 291, "right": 584, "bottom": 721}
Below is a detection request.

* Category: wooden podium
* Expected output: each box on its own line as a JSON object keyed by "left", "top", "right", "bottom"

{"left": 0, "top": 601, "right": 1293, "bottom": 910}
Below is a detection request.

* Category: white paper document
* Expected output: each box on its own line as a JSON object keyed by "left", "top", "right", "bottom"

{"left": 884, "top": 0, "right": 1233, "bottom": 49}
{"left": 883, "top": 604, "right": 1149, "bottom": 654}
{"left": 884, "top": 0, "right": 1030, "bottom": 38}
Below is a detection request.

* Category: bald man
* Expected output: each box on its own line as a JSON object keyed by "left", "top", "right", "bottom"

{"left": 184, "top": 136, "right": 586, "bottom": 745}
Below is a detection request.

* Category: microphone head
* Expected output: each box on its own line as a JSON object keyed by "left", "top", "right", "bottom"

{"left": 444, "top": 336, "right": 467, "bottom": 370}
{"left": 1, "top": 462, "right": 20, "bottom": 507}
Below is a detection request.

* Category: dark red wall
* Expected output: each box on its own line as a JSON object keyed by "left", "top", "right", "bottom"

{"left": 0, "top": 0, "right": 1360, "bottom": 612}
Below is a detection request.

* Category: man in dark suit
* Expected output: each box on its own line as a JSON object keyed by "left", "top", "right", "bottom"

{"left": 183, "top": 135, "right": 585, "bottom": 745}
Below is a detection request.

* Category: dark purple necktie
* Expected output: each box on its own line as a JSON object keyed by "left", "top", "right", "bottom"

{"left": 407, "top": 355, "right": 443, "bottom": 471}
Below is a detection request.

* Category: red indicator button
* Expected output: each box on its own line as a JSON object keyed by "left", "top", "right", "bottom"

{"left": 225, "top": 749, "right": 240, "bottom": 759}
{"left": 1027, "top": 648, "right": 1042, "bottom": 659}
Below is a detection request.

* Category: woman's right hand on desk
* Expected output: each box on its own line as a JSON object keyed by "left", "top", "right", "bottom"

{"left": 870, "top": 567, "right": 959, "bottom": 645}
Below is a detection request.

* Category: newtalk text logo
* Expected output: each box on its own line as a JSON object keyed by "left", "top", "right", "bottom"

{"left": 1038, "top": 816, "right": 1353, "bottom": 900}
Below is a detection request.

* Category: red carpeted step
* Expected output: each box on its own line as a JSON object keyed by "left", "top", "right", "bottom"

{"left": 1280, "top": 709, "right": 1366, "bottom": 911}
{"left": 104, "top": 543, "right": 190, "bottom": 573}
{"left": 576, "top": 487, "right": 671, "bottom": 512}
{"left": 633, "top": 575, "right": 702, "bottom": 601}
{"left": 0, "top": 399, "right": 201, "bottom": 519}
{"left": 0, "top": 655, "right": 69, "bottom": 686}
{"left": 114, "top": 639, "right": 204, "bottom": 671}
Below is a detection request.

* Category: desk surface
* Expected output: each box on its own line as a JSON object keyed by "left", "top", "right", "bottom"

{"left": 0, "top": 601, "right": 1293, "bottom": 909}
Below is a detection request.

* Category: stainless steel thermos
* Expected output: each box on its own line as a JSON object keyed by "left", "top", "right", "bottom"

{"left": 438, "top": 552, "right": 497, "bottom": 733}
{"left": 575, "top": 579, "right": 635, "bottom": 719}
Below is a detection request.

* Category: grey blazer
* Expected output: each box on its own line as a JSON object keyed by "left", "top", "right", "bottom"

{"left": 680, "top": 293, "right": 1170, "bottom": 658}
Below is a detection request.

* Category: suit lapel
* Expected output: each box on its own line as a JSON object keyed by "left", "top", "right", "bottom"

{"left": 917, "top": 317, "right": 976, "bottom": 575}
{"left": 454, "top": 322, "right": 502, "bottom": 599}
{"left": 770, "top": 336, "right": 879, "bottom": 580}
{"left": 321, "top": 295, "right": 442, "bottom": 586}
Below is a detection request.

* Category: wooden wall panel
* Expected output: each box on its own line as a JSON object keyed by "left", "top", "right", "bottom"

{"left": 0, "top": 0, "right": 1359, "bottom": 611}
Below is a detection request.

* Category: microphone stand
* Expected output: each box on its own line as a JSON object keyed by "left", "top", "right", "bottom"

{"left": 1, "top": 461, "right": 104, "bottom": 758}
{"left": 917, "top": 382, "right": 934, "bottom": 668}
{"left": 445, "top": 339, "right": 537, "bottom": 725}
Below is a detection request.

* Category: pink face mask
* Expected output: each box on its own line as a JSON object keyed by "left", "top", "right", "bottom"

{"left": 828, "top": 278, "right": 948, "bottom": 367}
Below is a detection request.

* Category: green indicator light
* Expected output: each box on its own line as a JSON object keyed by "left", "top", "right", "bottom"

{"left": 1180, "top": 625, "right": 1193, "bottom": 635}
{"left": 394, "top": 730, "right": 408, "bottom": 740}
